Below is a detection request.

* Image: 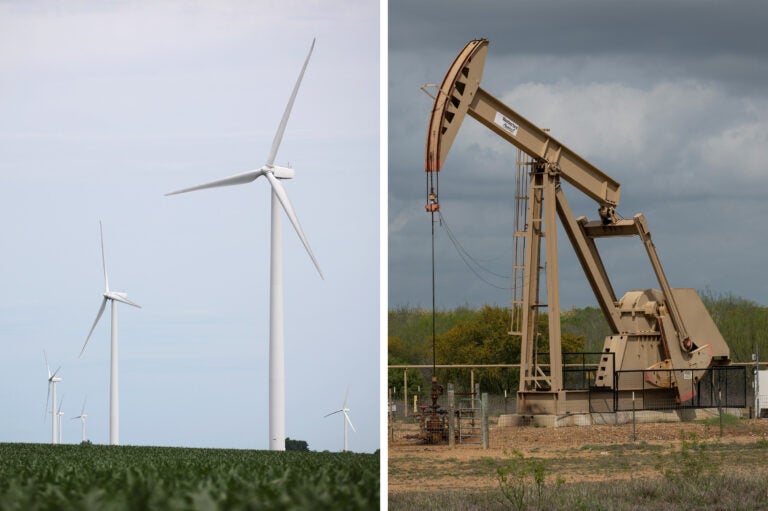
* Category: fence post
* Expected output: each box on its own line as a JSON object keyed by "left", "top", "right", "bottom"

{"left": 474, "top": 383, "right": 480, "bottom": 428}
{"left": 482, "top": 392, "right": 489, "bottom": 449}
{"left": 718, "top": 387, "right": 723, "bottom": 438}
{"left": 448, "top": 383, "right": 455, "bottom": 447}
{"left": 504, "top": 388, "right": 508, "bottom": 414}
{"left": 388, "top": 387, "right": 393, "bottom": 443}
{"left": 403, "top": 369, "right": 408, "bottom": 418}
{"left": 630, "top": 391, "right": 636, "bottom": 443}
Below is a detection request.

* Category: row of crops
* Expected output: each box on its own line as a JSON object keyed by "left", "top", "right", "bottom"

{"left": 0, "top": 443, "right": 379, "bottom": 510}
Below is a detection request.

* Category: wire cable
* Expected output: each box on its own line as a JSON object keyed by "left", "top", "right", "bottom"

{"left": 437, "top": 210, "right": 512, "bottom": 291}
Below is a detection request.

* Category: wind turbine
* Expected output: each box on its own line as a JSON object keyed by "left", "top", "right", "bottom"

{"left": 44, "top": 350, "right": 61, "bottom": 445}
{"left": 57, "top": 396, "right": 65, "bottom": 444}
{"left": 72, "top": 397, "right": 88, "bottom": 443}
{"left": 166, "top": 39, "right": 322, "bottom": 451}
{"left": 79, "top": 221, "right": 141, "bottom": 445}
{"left": 324, "top": 387, "right": 356, "bottom": 452}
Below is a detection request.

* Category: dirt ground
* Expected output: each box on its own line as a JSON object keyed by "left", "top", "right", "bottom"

{"left": 388, "top": 417, "right": 768, "bottom": 494}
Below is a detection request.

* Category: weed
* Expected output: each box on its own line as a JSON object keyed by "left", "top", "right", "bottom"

{"left": 655, "top": 431, "right": 722, "bottom": 504}
{"left": 496, "top": 450, "right": 560, "bottom": 511}
{"left": 699, "top": 412, "right": 742, "bottom": 431}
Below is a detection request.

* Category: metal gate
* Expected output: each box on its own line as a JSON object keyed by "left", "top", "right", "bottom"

{"left": 455, "top": 390, "right": 482, "bottom": 444}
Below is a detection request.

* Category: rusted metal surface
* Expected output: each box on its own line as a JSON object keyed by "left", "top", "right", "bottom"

{"left": 417, "top": 376, "right": 448, "bottom": 444}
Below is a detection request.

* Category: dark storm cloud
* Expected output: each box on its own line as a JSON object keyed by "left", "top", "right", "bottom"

{"left": 390, "top": 0, "right": 768, "bottom": 96}
{"left": 390, "top": 0, "right": 768, "bottom": 58}
{"left": 389, "top": 1, "right": 768, "bottom": 310}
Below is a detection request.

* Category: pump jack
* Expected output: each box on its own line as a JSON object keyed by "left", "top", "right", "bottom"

{"left": 425, "top": 39, "right": 730, "bottom": 416}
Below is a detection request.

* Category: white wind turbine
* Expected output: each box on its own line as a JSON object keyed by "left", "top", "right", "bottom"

{"left": 166, "top": 39, "right": 322, "bottom": 451}
{"left": 44, "top": 351, "right": 62, "bottom": 445}
{"left": 79, "top": 221, "right": 141, "bottom": 445}
{"left": 324, "top": 388, "right": 356, "bottom": 452}
{"left": 72, "top": 398, "right": 88, "bottom": 443}
{"left": 57, "top": 396, "right": 65, "bottom": 444}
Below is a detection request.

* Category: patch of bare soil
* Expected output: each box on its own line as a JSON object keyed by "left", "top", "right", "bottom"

{"left": 388, "top": 418, "right": 768, "bottom": 494}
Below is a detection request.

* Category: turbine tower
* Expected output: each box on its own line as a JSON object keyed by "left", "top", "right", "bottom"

{"left": 166, "top": 39, "right": 322, "bottom": 451}
{"left": 57, "top": 396, "right": 65, "bottom": 444}
{"left": 324, "top": 387, "right": 356, "bottom": 452}
{"left": 72, "top": 398, "right": 88, "bottom": 443}
{"left": 79, "top": 221, "right": 141, "bottom": 445}
{"left": 44, "top": 351, "right": 61, "bottom": 445}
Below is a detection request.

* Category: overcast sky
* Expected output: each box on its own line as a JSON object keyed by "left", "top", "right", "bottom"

{"left": 389, "top": 0, "right": 768, "bottom": 313}
{"left": 0, "top": 0, "right": 379, "bottom": 452}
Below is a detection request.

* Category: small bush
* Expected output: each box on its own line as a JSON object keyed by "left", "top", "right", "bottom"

{"left": 496, "top": 450, "right": 562, "bottom": 511}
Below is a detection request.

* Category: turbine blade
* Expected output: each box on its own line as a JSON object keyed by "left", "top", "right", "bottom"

{"left": 80, "top": 298, "right": 108, "bottom": 357}
{"left": 165, "top": 169, "right": 263, "bottom": 196}
{"left": 43, "top": 350, "right": 51, "bottom": 379}
{"left": 45, "top": 382, "right": 51, "bottom": 421}
{"left": 58, "top": 395, "right": 65, "bottom": 414}
{"left": 343, "top": 386, "right": 350, "bottom": 409}
{"left": 264, "top": 172, "right": 323, "bottom": 279}
{"left": 109, "top": 293, "right": 142, "bottom": 308}
{"left": 99, "top": 221, "right": 109, "bottom": 293}
{"left": 81, "top": 397, "right": 87, "bottom": 416}
{"left": 51, "top": 365, "right": 62, "bottom": 379}
{"left": 323, "top": 409, "right": 342, "bottom": 418}
{"left": 266, "top": 38, "right": 315, "bottom": 167}
{"left": 344, "top": 411, "right": 356, "bottom": 433}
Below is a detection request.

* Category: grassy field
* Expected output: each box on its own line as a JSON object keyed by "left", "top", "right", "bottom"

{"left": 0, "top": 443, "right": 379, "bottom": 510}
{"left": 389, "top": 418, "right": 768, "bottom": 510}
{"left": 390, "top": 472, "right": 768, "bottom": 511}
{"left": 391, "top": 437, "right": 768, "bottom": 510}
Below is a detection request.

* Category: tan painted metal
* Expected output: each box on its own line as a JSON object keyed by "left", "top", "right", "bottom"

{"left": 425, "top": 39, "right": 488, "bottom": 172}
{"left": 424, "top": 39, "right": 731, "bottom": 414}
{"left": 469, "top": 88, "right": 621, "bottom": 209}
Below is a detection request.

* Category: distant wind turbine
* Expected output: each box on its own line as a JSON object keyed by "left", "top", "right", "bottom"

{"left": 79, "top": 221, "right": 141, "bottom": 445}
{"left": 166, "top": 39, "right": 322, "bottom": 451}
{"left": 44, "top": 350, "right": 61, "bottom": 445}
{"left": 72, "top": 397, "right": 88, "bottom": 443}
{"left": 324, "top": 387, "right": 356, "bottom": 452}
{"left": 57, "top": 396, "right": 65, "bottom": 444}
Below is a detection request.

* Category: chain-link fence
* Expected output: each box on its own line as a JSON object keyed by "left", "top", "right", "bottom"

{"left": 612, "top": 365, "right": 747, "bottom": 412}
{"left": 387, "top": 390, "right": 517, "bottom": 419}
{"left": 389, "top": 363, "right": 749, "bottom": 421}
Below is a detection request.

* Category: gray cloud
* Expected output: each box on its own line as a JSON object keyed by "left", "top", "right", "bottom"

{"left": 390, "top": 0, "right": 768, "bottom": 58}
{"left": 389, "top": 1, "right": 768, "bottom": 310}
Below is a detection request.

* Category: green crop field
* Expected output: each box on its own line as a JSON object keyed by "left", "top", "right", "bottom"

{"left": 0, "top": 443, "right": 379, "bottom": 510}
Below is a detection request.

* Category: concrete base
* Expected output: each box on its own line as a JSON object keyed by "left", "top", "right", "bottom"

{"left": 498, "top": 408, "right": 744, "bottom": 428}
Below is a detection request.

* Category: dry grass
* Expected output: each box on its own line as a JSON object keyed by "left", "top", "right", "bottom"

{"left": 389, "top": 417, "right": 768, "bottom": 510}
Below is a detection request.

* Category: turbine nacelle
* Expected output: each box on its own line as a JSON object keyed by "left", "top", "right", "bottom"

{"left": 267, "top": 164, "right": 295, "bottom": 180}
{"left": 104, "top": 291, "right": 141, "bottom": 308}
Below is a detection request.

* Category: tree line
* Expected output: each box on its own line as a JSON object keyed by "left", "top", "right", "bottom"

{"left": 389, "top": 290, "right": 768, "bottom": 395}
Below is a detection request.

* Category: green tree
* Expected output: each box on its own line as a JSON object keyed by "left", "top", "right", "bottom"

{"left": 701, "top": 289, "right": 768, "bottom": 362}
{"left": 561, "top": 306, "right": 611, "bottom": 352}
{"left": 284, "top": 438, "right": 309, "bottom": 452}
{"left": 437, "top": 306, "right": 519, "bottom": 392}
{"left": 387, "top": 351, "right": 425, "bottom": 397}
